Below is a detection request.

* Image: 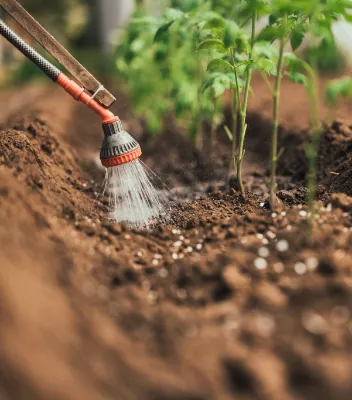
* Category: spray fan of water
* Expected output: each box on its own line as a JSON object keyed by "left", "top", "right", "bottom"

{"left": 101, "top": 159, "right": 167, "bottom": 229}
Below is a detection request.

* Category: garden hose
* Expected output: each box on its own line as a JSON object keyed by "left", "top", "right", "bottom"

{"left": 0, "top": 18, "right": 142, "bottom": 168}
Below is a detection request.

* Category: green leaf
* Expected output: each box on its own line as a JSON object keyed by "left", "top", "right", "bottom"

{"left": 286, "top": 71, "right": 309, "bottom": 87}
{"left": 222, "top": 21, "right": 241, "bottom": 48}
{"left": 326, "top": 77, "right": 352, "bottom": 105}
{"left": 269, "top": 13, "right": 279, "bottom": 25}
{"left": 290, "top": 29, "right": 305, "bottom": 51}
{"left": 198, "top": 39, "right": 226, "bottom": 52}
{"left": 224, "top": 125, "right": 233, "bottom": 141}
{"left": 207, "top": 59, "right": 233, "bottom": 73}
{"left": 163, "top": 8, "right": 185, "bottom": 21}
{"left": 256, "top": 25, "right": 280, "bottom": 42}
{"left": 204, "top": 17, "right": 226, "bottom": 29}
{"left": 154, "top": 21, "right": 175, "bottom": 42}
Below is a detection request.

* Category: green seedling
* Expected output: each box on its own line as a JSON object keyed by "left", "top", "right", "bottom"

{"left": 282, "top": 0, "right": 352, "bottom": 239}
{"left": 256, "top": 5, "right": 309, "bottom": 208}
{"left": 196, "top": 0, "right": 275, "bottom": 192}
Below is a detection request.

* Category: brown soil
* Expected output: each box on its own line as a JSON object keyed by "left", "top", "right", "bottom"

{"left": 0, "top": 75, "right": 351, "bottom": 400}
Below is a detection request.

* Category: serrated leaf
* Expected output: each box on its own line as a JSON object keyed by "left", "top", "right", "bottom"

{"left": 207, "top": 59, "right": 233, "bottom": 73}
{"left": 290, "top": 29, "right": 304, "bottom": 51}
{"left": 154, "top": 21, "right": 175, "bottom": 42}
{"left": 198, "top": 39, "right": 226, "bottom": 52}
{"left": 286, "top": 71, "right": 309, "bottom": 87}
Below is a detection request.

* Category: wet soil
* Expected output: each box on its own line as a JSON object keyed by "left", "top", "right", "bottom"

{"left": 0, "top": 76, "right": 351, "bottom": 400}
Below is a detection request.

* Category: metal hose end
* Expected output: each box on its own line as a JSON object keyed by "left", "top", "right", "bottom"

{"left": 100, "top": 119, "right": 142, "bottom": 168}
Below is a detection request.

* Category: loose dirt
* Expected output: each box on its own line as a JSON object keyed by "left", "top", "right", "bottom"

{"left": 0, "top": 75, "right": 351, "bottom": 400}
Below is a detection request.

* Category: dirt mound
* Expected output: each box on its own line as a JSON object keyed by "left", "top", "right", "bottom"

{"left": 278, "top": 120, "right": 352, "bottom": 196}
{"left": 0, "top": 83, "right": 351, "bottom": 400}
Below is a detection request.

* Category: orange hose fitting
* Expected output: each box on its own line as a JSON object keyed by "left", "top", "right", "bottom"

{"left": 56, "top": 73, "right": 118, "bottom": 124}
{"left": 101, "top": 148, "right": 142, "bottom": 168}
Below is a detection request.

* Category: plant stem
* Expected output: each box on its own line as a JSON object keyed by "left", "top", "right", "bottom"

{"left": 236, "top": 9, "right": 257, "bottom": 193}
{"left": 210, "top": 89, "right": 217, "bottom": 152}
{"left": 230, "top": 49, "right": 241, "bottom": 175}
{"left": 306, "top": 67, "right": 320, "bottom": 237}
{"left": 269, "top": 35, "right": 286, "bottom": 208}
{"left": 230, "top": 91, "right": 238, "bottom": 174}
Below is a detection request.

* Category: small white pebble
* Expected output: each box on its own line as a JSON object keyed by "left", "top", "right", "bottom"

{"left": 343, "top": 227, "right": 348, "bottom": 232}
{"left": 306, "top": 256, "right": 318, "bottom": 271}
{"left": 267, "top": 231, "right": 276, "bottom": 239}
{"left": 173, "top": 241, "right": 182, "bottom": 248}
{"left": 327, "top": 203, "right": 332, "bottom": 212}
{"left": 281, "top": 211, "right": 287, "bottom": 217}
{"left": 124, "top": 234, "right": 131, "bottom": 240}
{"left": 262, "top": 238, "right": 269, "bottom": 245}
{"left": 172, "top": 253, "right": 178, "bottom": 260}
{"left": 298, "top": 204, "right": 303, "bottom": 209}
{"left": 273, "top": 262, "right": 285, "bottom": 273}
{"left": 179, "top": 235, "right": 185, "bottom": 241}
{"left": 302, "top": 311, "right": 326, "bottom": 335}
{"left": 186, "top": 246, "right": 193, "bottom": 253}
{"left": 260, "top": 202, "right": 265, "bottom": 207}
{"left": 254, "top": 257, "right": 268, "bottom": 270}
{"left": 287, "top": 225, "right": 292, "bottom": 231}
{"left": 137, "top": 251, "right": 143, "bottom": 257}
{"left": 152, "top": 259, "right": 159, "bottom": 266}
{"left": 154, "top": 254, "right": 162, "bottom": 259}
{"left": 159, "top": 268, "right": 168, "bottom": 278}
{"left": 276, "top": 240, "right": 289, "bottom": 252}
{"left": 258, "top": 247, "right": 270, "bottom": 258}
{"left": 179, "top": 253, "right": 185, "bottom": 259}
{"left": 299, "top": 210, "right": 307, "bottom": 218}
{"left": 294, "top": 262, "right": 307, "bottom": 275}
{"left": 271, "top": 212, "right": 277, "bottom": 218}
{"left": 196, "top": 243, "right": 203, "bottom": 250}
{"left": 241, "top": 239, "right": 247, "bottom": 244}
{"left": 257, "top": 233, "right": 264, "bottom": 239}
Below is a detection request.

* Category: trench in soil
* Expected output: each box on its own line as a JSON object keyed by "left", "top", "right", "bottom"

{"left": 0, "top": 75, "right": 351, "bottom": 400}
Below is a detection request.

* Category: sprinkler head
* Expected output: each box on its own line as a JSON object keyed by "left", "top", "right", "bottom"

{"left": 100, "top": 118, "right": 142, "bottom": 168}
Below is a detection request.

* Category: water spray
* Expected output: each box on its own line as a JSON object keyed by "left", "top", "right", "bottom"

{"left": 0, "top": 0, "right": 165, "bottom": 228}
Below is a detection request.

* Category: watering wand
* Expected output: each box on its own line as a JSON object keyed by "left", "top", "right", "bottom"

{"left": 0, "top": 0, "right": 141, "bottom": 168}
{"left": 0, "top": 1, "right": 165, "bottom": 227}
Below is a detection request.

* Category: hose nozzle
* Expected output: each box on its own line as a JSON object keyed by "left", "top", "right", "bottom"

{"left": 100, "top": 118, "right": 142, "bottom": 168}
